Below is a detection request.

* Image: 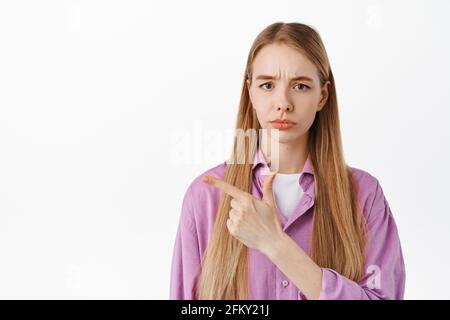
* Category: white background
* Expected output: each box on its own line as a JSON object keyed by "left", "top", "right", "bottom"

{"left": 0, "top": 0, "right": 449, "bottom": 299}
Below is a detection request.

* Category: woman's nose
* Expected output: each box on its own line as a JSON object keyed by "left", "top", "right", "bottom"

{"left": 277, "top": 104, "right": 293, "bottom": 112}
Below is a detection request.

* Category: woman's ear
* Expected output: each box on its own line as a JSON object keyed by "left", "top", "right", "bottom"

{"left": 317, "top": 80, "right": 330, "bottom": 111}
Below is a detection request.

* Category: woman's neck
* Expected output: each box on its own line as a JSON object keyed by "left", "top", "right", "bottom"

{"left": 260, "top": 131, "right": 309, "bottom": 174}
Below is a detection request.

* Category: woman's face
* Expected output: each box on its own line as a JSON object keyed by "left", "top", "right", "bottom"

{"left": 247, "top": 43, "right": 330, "bottom": 144}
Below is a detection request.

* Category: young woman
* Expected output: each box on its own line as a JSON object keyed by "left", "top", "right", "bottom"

{"left": 169, "top": 22, "right": 405, "bottom": 300}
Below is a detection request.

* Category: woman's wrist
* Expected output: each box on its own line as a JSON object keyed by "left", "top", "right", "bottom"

{"left": 262, "top": 231, "right": 290, "bottom": 261}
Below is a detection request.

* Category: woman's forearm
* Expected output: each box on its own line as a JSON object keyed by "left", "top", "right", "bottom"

{"left": 264, "top": 232, "right": 323, "bottom": 300}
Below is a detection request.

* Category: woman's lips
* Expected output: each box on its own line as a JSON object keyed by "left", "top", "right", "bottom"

{"left": 270, "top": 121, "right": 295, "bottom": 130}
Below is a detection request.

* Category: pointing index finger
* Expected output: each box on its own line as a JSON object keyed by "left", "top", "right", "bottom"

{"left": 202, "top": 176, "right": 249, "bottom": 202}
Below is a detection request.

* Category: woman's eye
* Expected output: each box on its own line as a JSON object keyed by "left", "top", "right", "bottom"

{"left": 258, "top": 82, "right": 309, "bottom": 91}
{"left": 294, "top": 83, "right": 309, "bottom": 91}
{"left": 259, "top": 83, "right": 273, "bottom": 90}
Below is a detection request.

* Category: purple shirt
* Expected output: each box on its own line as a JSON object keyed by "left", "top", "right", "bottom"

{"left": 170, "top": 148, "right": 406, "bottom": 299}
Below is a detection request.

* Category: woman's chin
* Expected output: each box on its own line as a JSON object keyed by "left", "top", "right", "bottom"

{"left": 268, "top": 130, "right": 300, "bottom": 144}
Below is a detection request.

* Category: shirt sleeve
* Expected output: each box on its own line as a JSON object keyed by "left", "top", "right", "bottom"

{"left": 316, "top": 178, "right": 406, "bottom": 300}
{"left": 169, "top": 187, "right": 202, "bottom": 300}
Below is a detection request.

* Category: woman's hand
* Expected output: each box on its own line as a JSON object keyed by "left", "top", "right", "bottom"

{"left": 202, "top": 172, "right": 285, "bottom": 256}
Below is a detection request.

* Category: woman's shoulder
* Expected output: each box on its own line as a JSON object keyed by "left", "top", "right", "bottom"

{"left": 347, "top": 165, "right": 391, "bottom": 222}
{"left": 180, "top": 161, "right": 228, "bottom": 222}
{"left": 185, "top": 160, "right": 228, "bottom": 200}
{"left": 179, "top": 161, "right": 228, "bottom": 239}
{"left": 348, "top": 165, "right": 380, "bottom": 191}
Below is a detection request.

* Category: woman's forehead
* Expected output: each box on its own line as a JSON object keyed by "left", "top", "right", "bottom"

{"left": 252, "top": 44, "right": 318, "bottom": 81}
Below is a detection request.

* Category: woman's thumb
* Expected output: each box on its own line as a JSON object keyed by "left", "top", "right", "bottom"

{"left": 262, "top": 172, "right": 277, "bottom": 207}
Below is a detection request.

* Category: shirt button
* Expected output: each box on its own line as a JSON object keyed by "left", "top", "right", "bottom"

{"left": 282, "top": 280, "right": 289, "bottom": 287}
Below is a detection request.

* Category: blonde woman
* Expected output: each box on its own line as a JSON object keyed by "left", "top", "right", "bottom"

{"left": 170, "top": 22, "right": 405, "bottom": 300}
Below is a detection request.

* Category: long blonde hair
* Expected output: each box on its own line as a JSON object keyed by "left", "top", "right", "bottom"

{"left": 196, "top": 22, "right": 367, "bottom": 299}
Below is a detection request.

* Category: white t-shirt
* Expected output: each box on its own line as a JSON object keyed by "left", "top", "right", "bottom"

{"left": 272, "top": 172, "right": 304, "bottom": 219}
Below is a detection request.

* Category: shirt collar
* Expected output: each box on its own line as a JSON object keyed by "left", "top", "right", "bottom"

{"left": 251, "top": 147, "right": 315, "bottom": 193}
{"left": 251, "top": 147, "right": 314, "bottom": 176}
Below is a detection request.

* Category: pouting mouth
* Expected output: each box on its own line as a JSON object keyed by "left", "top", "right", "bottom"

{"left": 270, "top": 119, "right": 296, "bottom": 124}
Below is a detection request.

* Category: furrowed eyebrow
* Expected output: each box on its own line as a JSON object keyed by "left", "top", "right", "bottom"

{"left": 254, "top": 75, "right": 314, "bottom": 82}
